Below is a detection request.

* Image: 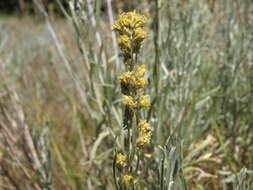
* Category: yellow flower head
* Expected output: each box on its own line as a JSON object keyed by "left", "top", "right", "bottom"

{"left": 118, "top": 35, "right": 131, "bottom": 51}
{"left": 118, "top": 72, "right": 132, "bottom": 83}
{"left": 113, "top": 11, "right": 148, "bottom": 55}
{"left": 116, "top": 153, "right": 126, "bottom": 166}
{"left": 123, "top": 175, "right": 133, "bottom": 186}
{"left": 138, "top": 120, "right": 151, "bottom": 133}
{"left": 138, "top": 95, "right": 150, "bottom": 108}
{"left": 134, "top": 78, "right": 146, "bottom": 89}
{"left": 118, "top": 65, "right": 147, "bottom": 92}
{"left": 137, "top": 131, "right": 152, "bottom": 146}
{"left": 132, "top": 64, "right": 147, "bottom": 89}
{"left": 113, "top": 11, "right": 147, "bottom": 35}
{"left": 133, "top": 64, "right": 146, "bottom": 78}
{"left": 123, "top": 96, "right": 137, "bottom": 108}
{"left": 137, "top": 120, "right": 152, "bottom": 146}
{"left": 134, "top": 27, "right": 148, "bottom": 44}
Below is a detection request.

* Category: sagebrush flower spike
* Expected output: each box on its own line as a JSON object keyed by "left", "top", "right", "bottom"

{"left": 116, "top": 153, "right": 126, "bottom": 166}
{"left": 113, "top": 11, "right": 148, "bottom": 67}
{"left": 113, "top": 11, "right": 151, "bottom": 189}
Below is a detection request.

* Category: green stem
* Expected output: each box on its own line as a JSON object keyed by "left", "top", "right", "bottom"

{"left": 212, "top": 119, "right": 237, "bottom": 173}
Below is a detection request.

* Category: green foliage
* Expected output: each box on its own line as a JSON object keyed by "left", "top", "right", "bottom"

{"left": 0, "top": 0, "right": 252, "bottom": 189}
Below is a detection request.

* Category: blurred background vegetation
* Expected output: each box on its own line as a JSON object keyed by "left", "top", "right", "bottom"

{"left": 0, "top": 0, "right": 253, "bottom": 190}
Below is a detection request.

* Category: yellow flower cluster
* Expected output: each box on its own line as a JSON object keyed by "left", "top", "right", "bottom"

{"left": 116, "top": 153, "right": 126, "bottom": 166}
{"left": 138, "top": 95, "right": 150, "bottom": 108}
{"left": 113, "top": 11, "right": 148, "bottom": 62}
{"left": 118, "top": 35, "right": 131, "bottom": 51}
{"left": 123, "top": 95, "right": 150, "bottom": 109}
{"left": 113, "top": 11, "right": 151, "bottom": 187}
{"left": 123, "top": 96, "right": 137, "bottom": 109}
{"left": 123, "top": 175, "right": 133, "bottom": 186}
{"left": 137, "top": 120, "right": 152, "bottom": 146}
{"left": 138, "top": 120, "right": 150, "bottom": 133}
{"left": 134, "top": 64, "right": 146, "bottom": 77}
{"left": 118, "top": 71, "right": 132, "bottom": 83}
{"left": 118, "top": 64, "right": 147, "bottom": 95}
{"left": 113, "top": 11, "right": 147, "bottom": 35}
{"left": 137, "top": 133, "right": 152, "bottom": 146}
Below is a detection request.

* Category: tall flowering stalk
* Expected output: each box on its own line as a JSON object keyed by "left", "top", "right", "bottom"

{"left": 113, "top": 11, "right": 151, "bottom": 189}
